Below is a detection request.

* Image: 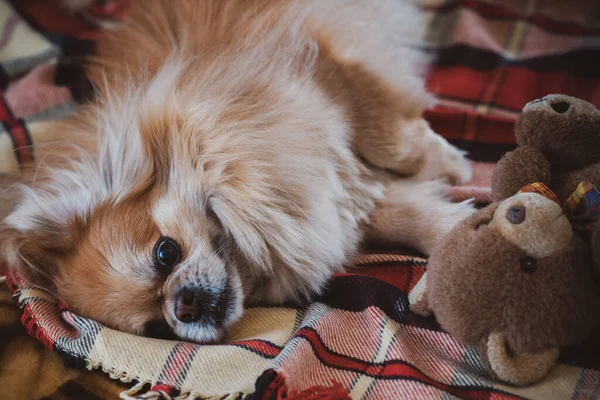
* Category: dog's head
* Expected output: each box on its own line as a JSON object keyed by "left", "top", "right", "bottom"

{"left": 4, "top": 186, "right": 244, "bottom": 343}
{"left": 1, "top": 62, "right": 278, "bottom": 343}
{"left": 1, "top": 53, "right": 341, "bottom": 342}
{"left": 1, "top": 101, "right": 246, "bottom": 342}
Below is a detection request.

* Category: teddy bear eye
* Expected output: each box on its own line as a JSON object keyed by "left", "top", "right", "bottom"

{"left": 520, "top": 257, "right": 537, "bottom": 274}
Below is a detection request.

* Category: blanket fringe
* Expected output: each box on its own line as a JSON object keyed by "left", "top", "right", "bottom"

{"left": 121, "top": 382, "right": 249, "bottom": 400}
{"left": 7, "top": 271, "right": 250, "bottom": 400}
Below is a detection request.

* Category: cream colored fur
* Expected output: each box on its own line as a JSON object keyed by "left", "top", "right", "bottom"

{"left": 1, "top": 0, "right": 474, "bottom": 343}
{"left": 490, "top": 193, "right": 573, "bottom": 258}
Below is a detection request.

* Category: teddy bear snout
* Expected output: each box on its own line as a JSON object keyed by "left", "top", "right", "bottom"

{"left": 506, "top": 205, "right": 526, "bottom": 224}
{"left": 550, "top": 101, "right": 570, "bottom": 114}
{"left": 523, "top": 94, "right": 573, "bottom": 115}
{"left": 491, "top": 193, "right": 573, "bottom": 258}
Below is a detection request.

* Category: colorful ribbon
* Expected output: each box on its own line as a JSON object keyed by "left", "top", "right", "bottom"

{"left": 517, "top": 181, "right": 600, "bottom": 231}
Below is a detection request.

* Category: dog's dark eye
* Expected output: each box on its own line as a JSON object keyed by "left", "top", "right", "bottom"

{"left": 154, "top": 237, "right": 181, "bottom": 270}
{"left": 520, "top": 257, "right": 537, "bottom": 274}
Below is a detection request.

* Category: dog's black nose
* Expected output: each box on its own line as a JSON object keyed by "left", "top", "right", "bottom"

{"left": 175, "top": 286, "right": 230, "bottom": 324}
{"left": 175, "top": 288, "right": 218, "bottom": 324}
{"left": 506, "top": 205, "right": 526, "bottom": 224}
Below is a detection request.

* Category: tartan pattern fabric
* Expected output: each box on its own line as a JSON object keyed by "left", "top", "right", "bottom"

{"left": 518, "top": 181, "right": 600, "bottom": 232}
{"left": 518, "top": 182, "right": 560, "bottom": 204}
{"left": 0, "top": 0, "right": 600, "bottom": 399}
{"left": 423, "top": 0, "right": 600, "bottom": 205}
{"left": 6, "top": 255, "right": 600, "bottom": 400}
{"left": 563, "top": 181, "right": 600, "bottom": 222}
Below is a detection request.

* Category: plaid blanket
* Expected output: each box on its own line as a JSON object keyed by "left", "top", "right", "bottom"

{"left": 1, "top": 0, "right": 600, "bottom": 399}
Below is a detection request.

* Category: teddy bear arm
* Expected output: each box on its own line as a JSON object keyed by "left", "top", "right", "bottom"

{"left": 491, "top": 146, "right": 551, "bottom": 202}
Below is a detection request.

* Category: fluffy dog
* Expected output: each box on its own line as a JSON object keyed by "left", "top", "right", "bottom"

{"left": 60, "top": 0, "right": 131, "bottom": 28}
{"left": 1, "top": 0, "right": 474, "bottom": 343}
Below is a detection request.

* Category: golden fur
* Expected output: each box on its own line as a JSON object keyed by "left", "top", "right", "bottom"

{"left": 1, "top": 0, "right": 474, "bottom": 342}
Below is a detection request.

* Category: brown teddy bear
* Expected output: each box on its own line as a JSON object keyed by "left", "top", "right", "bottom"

{"left": 492, "top": 94, "right": 600, "bottom": 264}
{"left": 409, "top": 94, "right": 600, "bottom": 386}
{"left": 491, "top": 94, "right": 600, "bottom": 204}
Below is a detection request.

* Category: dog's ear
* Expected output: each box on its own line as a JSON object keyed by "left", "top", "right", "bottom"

{"left": 1, "top": 213, "right": 79, "bottom": 289}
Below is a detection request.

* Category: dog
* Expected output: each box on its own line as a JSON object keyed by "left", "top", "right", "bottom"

{"left": 60, "top": 0, "right": 132, "bottom": 29}
{"left": 1, "top": 0, "right": 474, "bottom": 343}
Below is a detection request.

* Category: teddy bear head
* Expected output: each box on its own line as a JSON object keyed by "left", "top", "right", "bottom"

{"left": 515, "top": 94, "right": 600, "bottom": 173}
{"left": 410, "top": 191, "right": 600, "bottom": 385}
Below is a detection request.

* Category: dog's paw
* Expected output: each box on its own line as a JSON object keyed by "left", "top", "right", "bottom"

{"left": 63, "top": 0, "right": 130, "bottom": 29}
{"left": 414, "top": 133, "right": 472, "bottom": 185}
{"left": 440, "top": 197, "right": 477, "bottom": 231}
{"left": 371, "top": 179, "right": 476, "bottom": 255}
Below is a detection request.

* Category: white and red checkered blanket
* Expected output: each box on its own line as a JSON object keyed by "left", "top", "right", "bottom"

{"left": 1, "top": 0, "right": 600, "bottom": 399}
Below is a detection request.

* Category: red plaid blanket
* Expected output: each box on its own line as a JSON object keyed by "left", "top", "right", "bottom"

{"left": 1, "top": 1, "right": 600, "bottom": 399}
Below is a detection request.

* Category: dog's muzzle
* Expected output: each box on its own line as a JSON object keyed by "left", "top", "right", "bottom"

{"left": 173, "top": 283, "right": 231, "bottom": 326}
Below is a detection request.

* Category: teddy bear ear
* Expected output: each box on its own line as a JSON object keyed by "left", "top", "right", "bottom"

{"left": 408, "top": 272, "right": 432, "bottom": 316}
{"left": 479, "top": 332, "right": 559, "bottom": 386}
